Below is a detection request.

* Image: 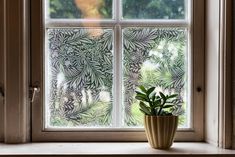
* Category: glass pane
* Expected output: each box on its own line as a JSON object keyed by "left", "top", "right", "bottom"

{"left": 122, "top": 0, "right": 186, "bottom": 19}
{"left": 45, "top": 28, "right": 113, "bottom": 128}
{"left": 123, "top": 28, "right": 189, "bottom": 128}
{"left": 48, "top": 0, "right": 113, "bottom": 19}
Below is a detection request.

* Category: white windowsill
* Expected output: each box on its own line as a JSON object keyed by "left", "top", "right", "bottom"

{"left": 0, "top": 142, "right": 235, "bottom": 156}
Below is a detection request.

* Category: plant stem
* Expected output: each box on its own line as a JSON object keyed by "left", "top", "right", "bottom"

{"left": 157, "top": 100, "right": 166, "bottom": 115}
{"left": 158, "top": 107, "right": 163, "bottom": 115}
{"left": 149, "top": 102, "right": 155, "bottom": 115}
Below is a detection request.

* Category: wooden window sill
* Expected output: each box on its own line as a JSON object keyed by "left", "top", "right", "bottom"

{"left": 0, "top": 142, "right": 235, "bottom": 156}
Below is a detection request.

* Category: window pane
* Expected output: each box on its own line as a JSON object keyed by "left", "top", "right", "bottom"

{"left": 123, "top": 28, "right": 189, "bottom": 128}
{"left": 122, "top": 0, "right": 186, "bottom": 19}
{"left": 46, "top": 28, "right": 113, "bottom": 128}
{"left": 48, "top": 0, "right": 113, "bottom": 19}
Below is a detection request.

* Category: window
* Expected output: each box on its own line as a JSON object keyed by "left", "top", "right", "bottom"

{"left": 31, "top": 0, "right": 204, "bottom": 141}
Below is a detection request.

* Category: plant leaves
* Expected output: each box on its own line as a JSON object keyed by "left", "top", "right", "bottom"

{"left": 135, "top": 91, "right": 148, "bottom": 100}
{"left": 153, "top": 98, "right": 161, "bottom": 107}
{"left": 159, "top": 92, "right": 166, "bottom": 101}
{"left": 135, "top": 91, "right": 145, "bottom": 95}
{"left": 167, "top": 94, "right": 178, "bottom": 99}
{"left": 161, "top": 111, "right": 173, "bottom": 116}
{"left": 163, "top": 105, "right": 175, "bottom": 108}
{"left": 150, "top": 91, "right": 156, "bottom": 97}
{"left": 166, "top": 98, "right": 178, "bottom": 104}
{"left": 139, "top": 101, "right": 151, "bottom": 115}
{"left": 151, "top": 93, "right": 156, "bottom": 101}
{"left": 139, "top": 85, "right": 147, "bottom": 93}
{"left": 146, "top": 87, "right": 155, "bottom": 96}
{"left": 135, "top": 96, "right": 148, "bottom": 101}
{"left": 139, "top": 109, "right": 150, "bottom": 115}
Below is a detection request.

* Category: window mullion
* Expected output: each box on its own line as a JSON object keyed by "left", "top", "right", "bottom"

{"left": 113, "top": 25, "right": 122, "bottom": 127}
{"left": 45, "top": 20, "right": 189, "bottom": 28}
{"left": 112, "top": 0, "right": 123, "bottom": 127}
{"left": 116, "top": 0, "right": 121, "bottom": 22}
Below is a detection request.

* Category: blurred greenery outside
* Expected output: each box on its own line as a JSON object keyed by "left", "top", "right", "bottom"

{"left": 49, "top": 0, "right": 185, "bottom": 19}
{"left": 47, "top": 0, "right": 188, "bottom": 128}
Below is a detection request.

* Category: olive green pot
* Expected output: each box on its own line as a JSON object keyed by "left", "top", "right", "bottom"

{"left": 144, "top": 115, "right": 178, "bottom": 149}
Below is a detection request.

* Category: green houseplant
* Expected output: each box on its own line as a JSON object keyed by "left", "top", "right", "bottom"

{"left": 135, "top": 85, "right": 183, "bottom": 149}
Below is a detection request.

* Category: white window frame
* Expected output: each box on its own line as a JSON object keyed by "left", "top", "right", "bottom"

{"left": 31, "top": 0, "right": 205, "bottom": 141}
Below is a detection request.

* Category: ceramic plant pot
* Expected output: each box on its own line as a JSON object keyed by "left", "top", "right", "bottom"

{"left": 144, "top": 115, "right": 178, "bottom": 149}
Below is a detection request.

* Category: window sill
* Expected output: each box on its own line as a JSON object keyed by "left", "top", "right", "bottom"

{"left": 0, "top": 142, "right": 234, "bottom": 156}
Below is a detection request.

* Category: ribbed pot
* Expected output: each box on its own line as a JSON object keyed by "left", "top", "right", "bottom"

{"left": 144, "top": 115, "right": 178, "bottom": 149}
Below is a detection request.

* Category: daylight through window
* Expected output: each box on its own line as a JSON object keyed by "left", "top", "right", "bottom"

{"left": 44, "top": 0, "right": 190, "bottom": 129}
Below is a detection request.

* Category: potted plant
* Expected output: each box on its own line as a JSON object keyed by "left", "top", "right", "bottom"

{"left": 135, "top": 85, "right": 183, "bottom": 149}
